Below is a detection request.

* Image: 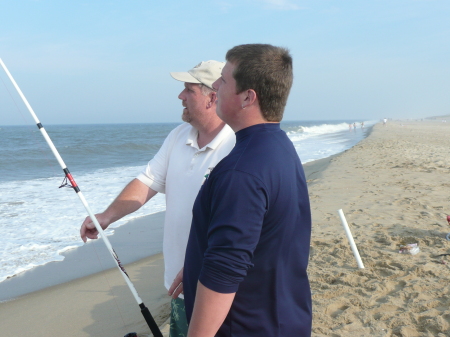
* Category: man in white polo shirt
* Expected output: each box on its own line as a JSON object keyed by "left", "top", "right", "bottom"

{"left": 80, "top": 60, "right": 235, "bottom": 337}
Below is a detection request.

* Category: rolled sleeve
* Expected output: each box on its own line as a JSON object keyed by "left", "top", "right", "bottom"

{"left": 199, "top": 170, "right": 268, "bottom": 293}
{"left": 136, "top": 161, "right": 166, "bottom": 193}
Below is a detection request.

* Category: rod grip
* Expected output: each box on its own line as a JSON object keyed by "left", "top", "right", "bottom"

{"left": 140, "top": 303, "right": 163, "bottom": 337}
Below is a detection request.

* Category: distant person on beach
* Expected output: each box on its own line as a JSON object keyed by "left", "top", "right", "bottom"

{"left": 383, "top": 118, "right": 387, "bottom": 126}
{"left": 80, "top": 60, "right": 235, "bottom": 337}
{"left": 180, "top": 44, "right": 312, "bottom": 336}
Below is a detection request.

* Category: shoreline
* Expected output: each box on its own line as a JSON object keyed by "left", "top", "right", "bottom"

{"left": 0, "top": 122, "right": 382, "bottom": 336}
{"left": 0, "top": 122, "right": 370, "bottom": 296}
{"left": 0, "top": 150, "right": 339, "bottom": 303}
{"left": 0, "top": 211, "right": 165, "bottom": 302}
{"left": 0, "top": 152, "right": 339, "bottom": 337}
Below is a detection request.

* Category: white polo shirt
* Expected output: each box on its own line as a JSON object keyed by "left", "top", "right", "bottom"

{"left": 136, "top": 122, "right": 236, "bottom": 292}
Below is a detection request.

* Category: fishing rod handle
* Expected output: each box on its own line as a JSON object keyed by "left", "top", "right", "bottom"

{"left": 140, "top": 303, "right": 163, "bottom": 337}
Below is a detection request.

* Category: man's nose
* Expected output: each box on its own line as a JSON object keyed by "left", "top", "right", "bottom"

{"left": 178, "top": 89, "right": 186, "bottom": 100}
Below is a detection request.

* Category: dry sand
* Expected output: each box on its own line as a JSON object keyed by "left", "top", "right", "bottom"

{"left": 308, "top": 120, "right": 450, "bottom": 336}
{"left": 2, "top": 119, "right": 450, "bottom": 336}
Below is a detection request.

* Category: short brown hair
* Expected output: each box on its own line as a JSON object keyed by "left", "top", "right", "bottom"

{"left": 226, "top": 44, "right": 293, "bottom": 122}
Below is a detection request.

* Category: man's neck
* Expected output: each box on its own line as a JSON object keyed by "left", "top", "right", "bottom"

{"left": 196, "top": 120, "right": 226, "bottom": 149}
{"left": 225, "top": 105, "right": 273, "bottom": 133}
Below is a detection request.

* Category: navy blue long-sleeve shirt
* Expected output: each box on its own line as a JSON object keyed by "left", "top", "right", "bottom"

{"left": 183, "top": 123, "right": 312, "bottom": 336}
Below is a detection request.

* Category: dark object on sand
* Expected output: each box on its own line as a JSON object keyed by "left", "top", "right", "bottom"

{"left": 433, "top": 254, "right": 450, "bottom": 257}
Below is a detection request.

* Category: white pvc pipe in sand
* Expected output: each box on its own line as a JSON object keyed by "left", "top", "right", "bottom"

{"left": 337, "top": 209, "right": 365, "bottom": 269}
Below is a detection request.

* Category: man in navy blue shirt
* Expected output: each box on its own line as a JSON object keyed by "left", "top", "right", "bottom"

{"left": 182, "top": 44, "right": 312, "bottom": 336}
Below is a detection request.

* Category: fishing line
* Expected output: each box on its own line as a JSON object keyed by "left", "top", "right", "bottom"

{"left": 0, "top": 71, "right": 31, "bottom": 125}
{"left": 0, "top": 69, "right": 60, "bottom": 180}
{"left": 0, "top": 58, "right": 163, "bottom": 337}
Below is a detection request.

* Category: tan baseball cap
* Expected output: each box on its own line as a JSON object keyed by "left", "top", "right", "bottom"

{"left": 170, "top": 60, "right": 225, "bottom": 90}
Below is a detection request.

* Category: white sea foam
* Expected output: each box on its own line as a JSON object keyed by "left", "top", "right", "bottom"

{"left": 0, "top": 165, "right": 166, "bottom": 283}
{"left": 288, "top": 120, "right": 375, "bottom": 163}
{"left": 288, "top": 122, "right": 349, "bottom": 133}
{"left": 287, "top": 122, "right": 360, "bottom": 141}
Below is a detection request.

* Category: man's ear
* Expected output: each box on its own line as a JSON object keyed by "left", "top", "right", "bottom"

{"left": 241, "top": 89, "right": 257, "bottom": 109}
{"left": 207, "top": 92, "right": 217, "bottom": 108}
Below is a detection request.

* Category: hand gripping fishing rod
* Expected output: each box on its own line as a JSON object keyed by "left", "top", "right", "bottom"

{"left": 0, "top": 58, "right": 163, "bottom": 337}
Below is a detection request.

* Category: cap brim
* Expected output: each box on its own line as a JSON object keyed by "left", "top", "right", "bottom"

{"left": 170, "top": 72, "right": 201, "bottom": 84}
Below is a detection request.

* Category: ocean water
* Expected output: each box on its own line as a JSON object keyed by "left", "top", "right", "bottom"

{"left": 0, "top": 120, "right": 374, "bottom": 283}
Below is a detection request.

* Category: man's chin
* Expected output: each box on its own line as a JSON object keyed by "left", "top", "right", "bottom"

{"left": 181, "top": 112, "right": 191, "bottom": 123}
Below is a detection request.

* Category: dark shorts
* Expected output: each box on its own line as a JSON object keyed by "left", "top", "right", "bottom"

{"left": 170, "top": 298, "right": 188, "bottom": 337}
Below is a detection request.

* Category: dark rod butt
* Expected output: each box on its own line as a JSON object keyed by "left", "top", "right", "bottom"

{"left": 140, "top": 303, "right": 163, "bottom": 337}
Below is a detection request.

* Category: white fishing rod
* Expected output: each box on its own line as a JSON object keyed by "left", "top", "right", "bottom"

{"left": 0, "top": 58, "right": 163, "bottom": 337}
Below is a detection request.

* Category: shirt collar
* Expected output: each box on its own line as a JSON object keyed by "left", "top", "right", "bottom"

{"left": 207, "top": 124, "right": 234, "bottom": 150}
{"left": 186, "top": 126, "right": 199, "bottom": 149}
{"left": 186, "top": 124, "right": 234, "bottom": 151}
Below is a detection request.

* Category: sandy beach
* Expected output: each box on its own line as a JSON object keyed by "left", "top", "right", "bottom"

{"left": 2, "top": 119, "right": 450, "bottom": 336}
{"left": 308, "top": 119, "right": 450, "bottom": 336}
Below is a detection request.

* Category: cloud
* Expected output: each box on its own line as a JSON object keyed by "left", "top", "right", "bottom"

{"left": 258, "top": 0, "right": 303, "bottom": 11}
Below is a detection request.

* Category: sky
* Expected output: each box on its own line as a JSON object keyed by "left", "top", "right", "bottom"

{"left": 0, "top": 0, "right": 449, "bottom": 125}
